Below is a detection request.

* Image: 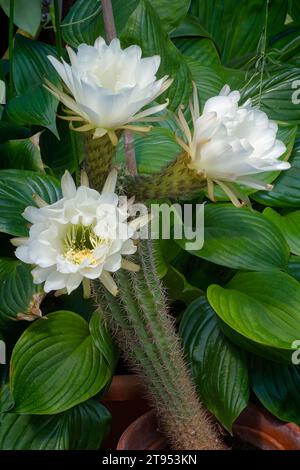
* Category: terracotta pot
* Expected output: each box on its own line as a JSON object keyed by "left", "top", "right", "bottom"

{"left": 117, "top": 410, "right": 167, "bottom": 450}
{"left": 117, "top": 404, "right": 300, "bottom": 450}
{"left": 101, "top": 375, "right": 150, "bottom": 450}
{"left": 233, "top": 404, "right": 300, "bottom": 450}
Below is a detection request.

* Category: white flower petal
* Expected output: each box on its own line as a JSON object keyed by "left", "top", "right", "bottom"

{"left": 61, "top": 171, "right": 77, "bottom": 198}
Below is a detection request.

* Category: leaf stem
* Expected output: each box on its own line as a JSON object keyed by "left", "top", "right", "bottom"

{"left": 8, "top": 0, "right": 15, "bottom": 97}
{"left": 54, "top": 0, "right": 63, "bottom": 57}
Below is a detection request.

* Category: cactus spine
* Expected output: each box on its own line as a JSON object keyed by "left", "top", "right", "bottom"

{"left": 93, "top": 240, "right": 224, "bottom": 449}
{"left": 122, "top": 152, "right": 207, "bottom": 200}
{"left": 84, "top": 134, "right": 224, "bottom": 449}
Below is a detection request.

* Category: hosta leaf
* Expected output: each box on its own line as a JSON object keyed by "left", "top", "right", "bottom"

{"left": 89, "top": 311, "right": 117, "bottom": 371}
{"left": 207, "top": 271, "right": 300, "bottom": 362}
{"left": 6, "top": 86, "right": 59, "bottom": 136}
{"left": 13, "top": 36, "right": 59, "bottom": 94}
{"left": 290, "top": 0, "right": 300, "bottom": 23}
{"left": 0, "top": 383, "right": 14, "bottom": 413}
{"left": 7, "top": 36, "right": 60, "bottom": 135}
{"left": 170, "top": 14, "right": 211, "bottom": 38}
{"left": 0, "top": 0, "right": 41, "bottom": 36}
{"left": 190, "top": 0, "right": 287, "bottom": 65}
{"left": 180, "top": 297, "right": 249, "bottom": 431}
{"left": 263, "top": 207, "right": 300, "bottom": 256}
{"left": 62, "top": 0, "right": 139, "bottom": 47}
{"left": 288, "top": 255, "right": 300, "bottom": 282}
{"left": 0, "top": 138, "right": 43, "bottom": 171}
{"left": 0, "top": 399, "right": 111, "bottom": 449}
{"left": 250, "top": 356, "right": 300, "bottom": 426}
{"left": 173, "top": 38, "right": 220, "bottom": 66}
{"left": 242, "top": 66, "right": 300, "bottom": 124}
{"left": 150, "top": 0, "right": 191, "bottom": 32}
{"left": 163, "top": 266, "right": 202, "bottom": 304}
{"left": 0, "top": 258, "right": 41, "bottom": 328}
{"left": 0, "top": 169, "right": 61, "bottom": 236}
{"left": 116, "top": 127, "right": 180, "bottom": 174}
{"left": 187, "top": 60, "right": 245, "bottom": 109}
{"left": 39, "top": 119, "right": 84, "bottom": 177}
{"left": 253, "top": 137, "right": 300, "bottom": 207}
{"left": 175, "top": 204, "right": 289, "bottom": 271}
{"left": 10, "top": 311, "right": 113, "bottom": 414}
{"left": 0, "top": 121, "right": 30, "bottom": 143}
{"left": 121, "top": 0, "right": 192, "bottom": 110}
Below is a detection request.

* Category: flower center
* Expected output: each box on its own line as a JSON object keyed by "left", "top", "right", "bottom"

{"left": 63, "top": 224, "right": 107, "bottom": 265}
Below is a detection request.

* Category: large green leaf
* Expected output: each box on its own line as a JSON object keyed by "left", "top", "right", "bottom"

{"left": 173, "top": 38, "right": 220, "bottom": 66}
{"left": 0, "top": 121, "right": 30, "bottom": 143}
{"left": 62, "top": 0, "right": 190, "bottom": 46}
{"left": 250, "top": 356, "right": 300, "bottom": 426}
{"left": 288, "top": 255, "right": 300, "bottom": 282}
{"left": 13, "top": 36, "right": 59, "bottom": 94}
{"left": 0, "top": 399, "right": 111, "bottom": 450}
{"left": 150, "top": 0, "right": 191, "bottom": 32}
{"left": 242, "top": 66, "right": 300, "bottom": 124}
{"left": 176, "top": 204, "right": 289, "bottom": 271}
{"left": 263, "top": 208, "right": 300, "bottom": 256}
{"left": 62, "top": 0, "right": 139, "bottom": 47}
{"left": 0, "top": 258, "right": 42, "bottom": 328}
{"left": 121, "top": 0, "right": 192, "bottom": 110}
{"left": 6, "top": 86, "right": 59, "bottom": 136}
{"left": 0, "top": 138, "right": 43, "bottom": 171}
{"left": 39, "top": 119, "right": 83, "bottom": 177}
{"left": 207, "top": 271, "right": 300, "bottom": 362}
{"left": 116, "top": 127, "right": 180, "bottom": 174}
{"left": 0, "top": 383, "right": 14, "bottom": 413}
{"left": 10, "top": 311, "right": 113, "bottom": 414}
{"left": 290, "top": 0, "right": 300, "bottom": 23}
{"left": 253, "top": 137, "right": 300, "bottom": 207}
{"left": 89, "top": 311, "right": 117, "bottom": 372}
{"left": 187, "top": 60, "right": 245, "bottom": 109}
{"left": 180, "top": 297, "right": 249, "bottom": 431}
{"left": 0, "top": 169, "right": 61, "bottom": 236}
{"left": 163, "top": 266, "right": 202, "bottom": 304}
{"left": 268, "top": 27, "right": 300, "bottom": 68}
{"left": 7, "top": 36, "right": 60, "bottom": 135}
{"left": 170, "top": 14, "right": 211, "bottom": 38}
{"left": 191, "top": 0, "right": 287, "bottom": 65}
{"left": 0, "top": 0, "right": 41, "bottom": 36}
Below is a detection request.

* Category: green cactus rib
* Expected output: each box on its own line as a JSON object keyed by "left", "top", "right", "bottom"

{"left": 121, "top": 152, "right": 207, "bottom": 201}
{"left": 93, "top": 241, "right": 224, "bottom": 450}
{"left": 84, "top": 134, "right": 224, "bottom": 449}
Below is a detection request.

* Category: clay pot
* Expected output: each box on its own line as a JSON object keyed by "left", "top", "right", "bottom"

{"left": 117, "top": 403, "right": 300, "bottom": 450}
{"left": 101, "top": 374, "right": 150, "bottom": 450}
{"left": 233, "top": 404, "right": 300, "bottom": 450}
{"left": 117, "top": 410, "right": 166, "bottom": 450}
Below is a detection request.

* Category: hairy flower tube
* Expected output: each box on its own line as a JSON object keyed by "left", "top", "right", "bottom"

{"left": 176, "top": 84, "right": 290, "bottom": 206}
{"left": 46, "top": 37, "right": 173, "bottom": 144}
{"left": 13, "top": 170, "right": 148, "bottom": 297}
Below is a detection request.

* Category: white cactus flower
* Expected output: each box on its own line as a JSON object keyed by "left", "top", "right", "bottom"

{"left": 46, "top": 37, "right": 173, "bottom": 144}
{"left": 176, "top": 84, "right": 290, "bottom": 206}
{"left": 13, "top": 170, "right": 148, "bottom": 297}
